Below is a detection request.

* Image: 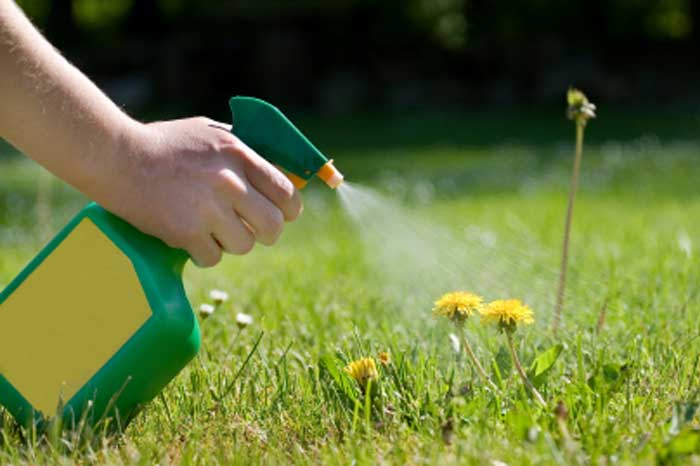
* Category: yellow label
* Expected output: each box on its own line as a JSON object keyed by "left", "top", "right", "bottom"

{"left": 0, "top": 219, "right": 152, "bottom": 415}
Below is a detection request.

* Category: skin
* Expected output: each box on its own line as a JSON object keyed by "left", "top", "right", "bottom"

{"left": 0, "top": 1, "right": 302, "bottom": 267}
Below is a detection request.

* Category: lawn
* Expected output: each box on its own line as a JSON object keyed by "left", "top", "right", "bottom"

{"left": 1, "top": 109, "right": 700, "bottom": 465}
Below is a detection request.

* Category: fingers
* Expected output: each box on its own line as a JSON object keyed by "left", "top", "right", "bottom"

{"left": 225, "top": 139, "right": 303, "bottom": 222}
{"left": 187, "top": 234, "right": 223, "bottom": 268}
{"left": 197, "top": 120, "right": 304, "bottom": 254}
{"left": 211, "top": 203, "right": 256, "bottom": 254}
{"left": 218, "top": 171, "right": 284, "bottom": 246}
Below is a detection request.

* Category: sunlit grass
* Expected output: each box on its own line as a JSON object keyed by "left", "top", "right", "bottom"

{"left": 1, "top": 118, "right": 700, "bottom": 464}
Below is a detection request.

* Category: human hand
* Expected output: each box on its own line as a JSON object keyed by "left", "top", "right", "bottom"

{"left": 0, "top": 2, "right": 301, "bottom": 267}
{"left": 107, "top": 117, "right": 302, "bottom": 267}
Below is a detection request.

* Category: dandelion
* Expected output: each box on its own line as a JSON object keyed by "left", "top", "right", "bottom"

{"left": 481, "top": 299, "right": 545, "bottom": 407}
{"left": 378, "top": 351, "right": 391, "bottom": 367}
{"left": 566, "top": 88, "right": 596, "bottom": 123}
{"left": 236, "top": 312, "right": 253, "bottom": 329}
{"left": 198, "top": 303, "right": 215, "bottom": 319}
{"left": 344, "top": 357, "right": 379, "bottom": 390}
{"left": 433, "top": 291, "right": 483, "bottom": 323}
{"left": 209, "top": 289, "right": 229, "bottom": 305}
{"left": 433, "top": 291, "right": 498, "bottom": 393}
{"left": 480, "top": 299, "right": 534, "bottom": 332}
{"left": 554, "top": 87, "right": 596, "bottom": 333}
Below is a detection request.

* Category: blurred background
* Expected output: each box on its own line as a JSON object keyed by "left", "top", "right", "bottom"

{"left": 8, "top": 0, "right": 700, "bottom": 118}
{"left": 2, "top": 0, "right": 700, "bottom": 307}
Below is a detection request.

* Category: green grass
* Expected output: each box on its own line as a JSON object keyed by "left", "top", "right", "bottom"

{"left": 1, "top": 111, "right": 700, "bottom": 464}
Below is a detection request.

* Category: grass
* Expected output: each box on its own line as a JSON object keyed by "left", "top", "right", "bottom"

{"left": 1, "top": 110, "right": 700, "bottom": 464}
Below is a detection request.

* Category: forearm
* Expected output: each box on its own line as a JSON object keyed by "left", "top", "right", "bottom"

{"left": 0, "top": 2, "right": 302, "bottom": 267}
{"left": 0, "top": 1, "right": 139, "bottom": 202}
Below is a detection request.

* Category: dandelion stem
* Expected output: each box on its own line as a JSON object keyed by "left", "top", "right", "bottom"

{"left": 554, "top": 121, "right": 584, "bottom": 333}
{"left": 505, "top": 331, "right": 546, "bottom": 407}
{"left": 456, "top": 325, "right": 499, "bottom": 393}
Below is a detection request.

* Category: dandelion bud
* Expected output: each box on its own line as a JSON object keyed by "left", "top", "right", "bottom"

{"left": 378, "top": 351, "right": 391, "bottom": 366}
{"left": 236, "top": 312, "right": 253, "bottom": 329}
{"left": 566, "top": 87, "right": 596, "bottom": 126}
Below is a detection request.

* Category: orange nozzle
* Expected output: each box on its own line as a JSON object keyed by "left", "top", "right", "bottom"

{"left": 317, "top": 160, "right": 344, "bottom": 189}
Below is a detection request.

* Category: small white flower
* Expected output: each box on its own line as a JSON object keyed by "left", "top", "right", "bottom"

{"left": 199, "top": 303, "right": 215, "bottom": 319}
{"left": 209, "top": 289, "right": 229, "bottom": 305}
{"left": 492, "top": 461, "right": 508, "bottom": 466}
{"left": 236, "top": 312, "right": 254, "bottom": 329}
{"left": 678, "top": 231, "right": 692, "bottom": 258}
{"left": 448, "top": 333, "right": 460, "bottom": 353}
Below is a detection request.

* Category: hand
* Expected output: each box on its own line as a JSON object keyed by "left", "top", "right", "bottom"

{"left": 107, "top": 117, "right": 302, "bottom": 267}
{"left": 0, "top": 2, "right": 301, "bottom": 266}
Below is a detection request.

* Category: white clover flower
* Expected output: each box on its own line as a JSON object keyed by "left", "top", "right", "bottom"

{"left": 209, "top": 289, "right": 229, "bottom": 305}
{"left": 199, "top": 303, "right": 215, "bottom": 319}
{"left": 448, "top": 333, "right": 460, "bottom": 353}
{"left": 236, "top": 312, "right": 253, "bottom": 329}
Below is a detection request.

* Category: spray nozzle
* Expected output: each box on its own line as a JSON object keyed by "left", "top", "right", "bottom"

{"left": 317, "top": 160, "right": 344, "bottom": 189}
{"left": 229, "top": 96, "right": 344, "bottom": 190}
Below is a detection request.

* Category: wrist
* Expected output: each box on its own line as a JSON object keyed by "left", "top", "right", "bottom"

{"left": 93, "top": 116, "right": 154, "bottom": 214}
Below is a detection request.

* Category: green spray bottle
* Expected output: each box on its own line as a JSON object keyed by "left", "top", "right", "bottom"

{"left": 0, "top": 97, "right": 343, "bottom": 428}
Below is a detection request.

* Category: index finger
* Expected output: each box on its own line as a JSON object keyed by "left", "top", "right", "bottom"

{"left": 226, "top": 138, "right": 303, "bottom": 222}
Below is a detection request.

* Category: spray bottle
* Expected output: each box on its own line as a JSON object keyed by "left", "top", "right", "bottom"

{"left": 0, "top": 97, "right": 343, "bottom": 428}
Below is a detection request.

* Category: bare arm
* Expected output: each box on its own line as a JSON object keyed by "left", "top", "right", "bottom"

{"left": 0, "top": 1, "right": 136, "bottom": 197}
{"left": 0, "top": 1, "right": 301, "bottom": 266}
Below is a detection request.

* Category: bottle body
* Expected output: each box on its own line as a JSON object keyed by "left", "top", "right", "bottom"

{"left": 0, "top": 203, "right": 200, "bottom": 427}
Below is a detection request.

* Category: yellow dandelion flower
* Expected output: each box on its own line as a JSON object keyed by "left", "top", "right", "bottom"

{"left": 344, "top": 357, "right": 379, "bottom": 388}
{"left": 378, "top": 351, "right": 391, "bottom": 366}
{"left": 480, "top": 299, "right": 535, "bottom": 331}
{"left": 433, "top": 291, "right": 483, "bottom": 323}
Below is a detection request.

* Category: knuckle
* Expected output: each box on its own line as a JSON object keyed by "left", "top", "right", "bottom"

{"left": 225, "top": 134, "right": 245, "bottom": 151}
{"left": 269, "top": 209, "right": 285, "bottom": 235}
{"left": 197, "top": 249, "right": 222, "bottom": 268}
{"left": 204, "top": 139, "right": 224, "bottom": 154}
{"left": 285, "top": 195, "right": 303, "bottom": 221}
{"left": 194, "top": 116, "right": 213, "bottom": 125}
{"left": 276, "top": 177, "right": 296, "bottom": 202}
{"left": 223, "top": 141, "right": 249, "bottom": 163}
{"left": 218, "top": 169, "right": 247, "bottom": 195}
{"left": 211, "top": 134, "right": 237, "bottom": 153}
{"left": 231, "top": 234, "right": 255, "bottom": 255}
{"left": 261, "top": 209, "right": 284, "bottom": 244}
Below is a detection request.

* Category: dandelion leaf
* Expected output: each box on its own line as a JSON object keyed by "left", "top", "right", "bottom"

{"left": 318, "top": 355, "right": 358, "bottom": 406}
{"left": 527, "top": 344, "right": 564, "bottom": 388}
